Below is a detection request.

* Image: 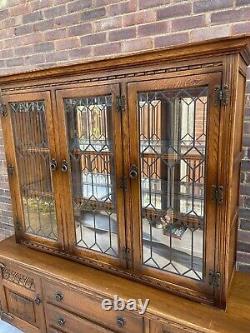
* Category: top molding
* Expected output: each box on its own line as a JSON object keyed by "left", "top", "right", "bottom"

{"left": 0, "top": 35, "right": 250, "bottom": 85}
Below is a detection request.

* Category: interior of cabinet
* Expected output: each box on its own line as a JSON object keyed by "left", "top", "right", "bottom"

{"left": 0, "top": 36, "right": 249, "bottom": 308}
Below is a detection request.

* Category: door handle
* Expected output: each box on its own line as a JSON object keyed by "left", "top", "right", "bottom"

{"left": 50, "top": 159, "right": 57, "bottom": 172}
{"left": 61, "top": 160, "right": 68, "bottom": 173}
{"left": 129, "top": 164, "right": 139, "bottom": 179}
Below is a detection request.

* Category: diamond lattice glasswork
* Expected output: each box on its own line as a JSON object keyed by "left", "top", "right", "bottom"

{"left": 11, "top": 101, "right": 57, "bottom": 240}
{"left": 139, "top": 87, "right": 208, "bottom": 280}
{"left": 64, "top": 95, "right": 118, "bottom": 257}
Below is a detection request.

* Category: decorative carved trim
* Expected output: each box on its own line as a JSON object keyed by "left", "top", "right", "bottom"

{"left": 2, "top": 61, "right": 222, "bottom": 93}
{"left": 0, "top": 35, "right": 249, "bottom": 87}
{"left": 20, "top": 240, "right": 210, "bottom": 305}
{"left": 1, "top": 266, "right": 35, "bottom": 291}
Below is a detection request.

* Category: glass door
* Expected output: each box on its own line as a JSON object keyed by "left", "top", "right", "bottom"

{"left": 2, "top": 92, "right": 62, "bottom": 249}
{"left": 127, "top": 73, "right": 221, "bottom": 298}
{"left": 56, "top": 84, "right": 126, "bottom": 268}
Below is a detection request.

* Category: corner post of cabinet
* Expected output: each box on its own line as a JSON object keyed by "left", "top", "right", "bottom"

{"left": 214, "top": 53, "right": 242, "bottom": 307}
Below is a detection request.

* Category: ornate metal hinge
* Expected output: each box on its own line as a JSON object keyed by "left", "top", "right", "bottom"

{"left": 211, "top": 185, "right": 224, "bottom": 204}
{"left": 116, "top": 95, "right": 125, "bottom": 112}
{"left": 0, "top": 102, "right": 7, "bottom": 117}
{"left": 208, "top": 271, "right": 221, "bottom": 288}
{"left": 214, "top": 85, "right": 230, "bottom": 106}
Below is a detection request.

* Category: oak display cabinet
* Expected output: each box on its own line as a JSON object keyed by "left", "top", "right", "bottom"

{"left": 0, "top": 37, "right": 249, "bottom": 332}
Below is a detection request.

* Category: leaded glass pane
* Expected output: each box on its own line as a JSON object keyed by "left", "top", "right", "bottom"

{"left": 64, "top": 95, "right": 118, "bottom": 257}
{"left": 10, "top": 101, "right": 58, "bottom": 240}
{"left": 139, "top": 87, "right": 208, "bottom": 280}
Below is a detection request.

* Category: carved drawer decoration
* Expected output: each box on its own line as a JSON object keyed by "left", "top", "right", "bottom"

{"left": 1, "top": 265, "right": 35, "bottom": 291}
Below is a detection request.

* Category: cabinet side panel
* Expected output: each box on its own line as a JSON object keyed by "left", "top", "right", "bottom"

{"left": 227, "top": 71, "right": 246, "bottom": 293}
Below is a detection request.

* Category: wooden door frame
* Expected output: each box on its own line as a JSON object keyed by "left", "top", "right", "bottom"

{"left": 126, "top": 72, "right": 222, "bottom": 302}
{"left": 1, "top": 91, "right": 63, "bottom": 251}
{"left": 55, "top": 83, "right": 127, "bottom": 269}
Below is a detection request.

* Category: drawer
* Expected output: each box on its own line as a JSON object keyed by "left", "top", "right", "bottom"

{"left": 44, "top": 280, "right": 144, "bottom": 333}
{"left": 149, "top": 320, "right": 201, "bottom": 333}
{"left": 47, "top": 330, "right": 63, "bottom": 333}
{"left": 46, "top": 303, "right": 115, "bottom": 333}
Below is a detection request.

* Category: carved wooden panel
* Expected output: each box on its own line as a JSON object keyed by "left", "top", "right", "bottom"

{"left": 6, "top": 289, "right": 36, "bottom": 325}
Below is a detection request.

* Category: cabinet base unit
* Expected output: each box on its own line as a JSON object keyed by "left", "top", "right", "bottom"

{"left": 0, "top": 36, "right": 249, "bottom": 308}
{"left": 0, "top": 237, "right": 250, "bottom": 333}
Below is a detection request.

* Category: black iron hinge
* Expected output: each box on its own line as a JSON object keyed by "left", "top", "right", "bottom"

{"left": 208, "top": 271, "right": 221, "bottom": 288}
{"left": 214, "top": 85, "right": 230, "bottom": 106}
{"left": 211, "top": 185, "right": 224, "bottom": 204}
{"left": 0, "top": 102, "right": 7, "bottom": 117}
{"left": 7, "top": 164, "right": 14, "bottom": 176}
{"left": 121, "top": 247, "right": 132, "bottom": 263}
{"left": 119, "top": 177, "right": 128, "bottom": 191}
{"left": 15, "top": 219, "right": 22, "bottom": 232}
{"left": 116, "top": 95, "right": 125, "bottom": 112}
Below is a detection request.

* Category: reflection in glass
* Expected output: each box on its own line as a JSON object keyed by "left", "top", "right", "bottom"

{"left": 64, "top": 95, "right": 118, "bottom": 257}
{"left": 139, "top": 87, "right": 208, "bottom": 280}
{"left": 11, "top": 101, "right": 57, "bottom": 240}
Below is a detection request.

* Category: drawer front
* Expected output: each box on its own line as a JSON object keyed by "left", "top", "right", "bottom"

{"left": 149, "top": 320, "right": 202, "bottom": 333}
{"left": 46, "top": 303, "right": 115, "bottom": 333}
{"left": 47, "top": 329, "right": 64, "bottom": 333}
{"left": 44, "top": 280, "right": 144, "bottom": 333}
